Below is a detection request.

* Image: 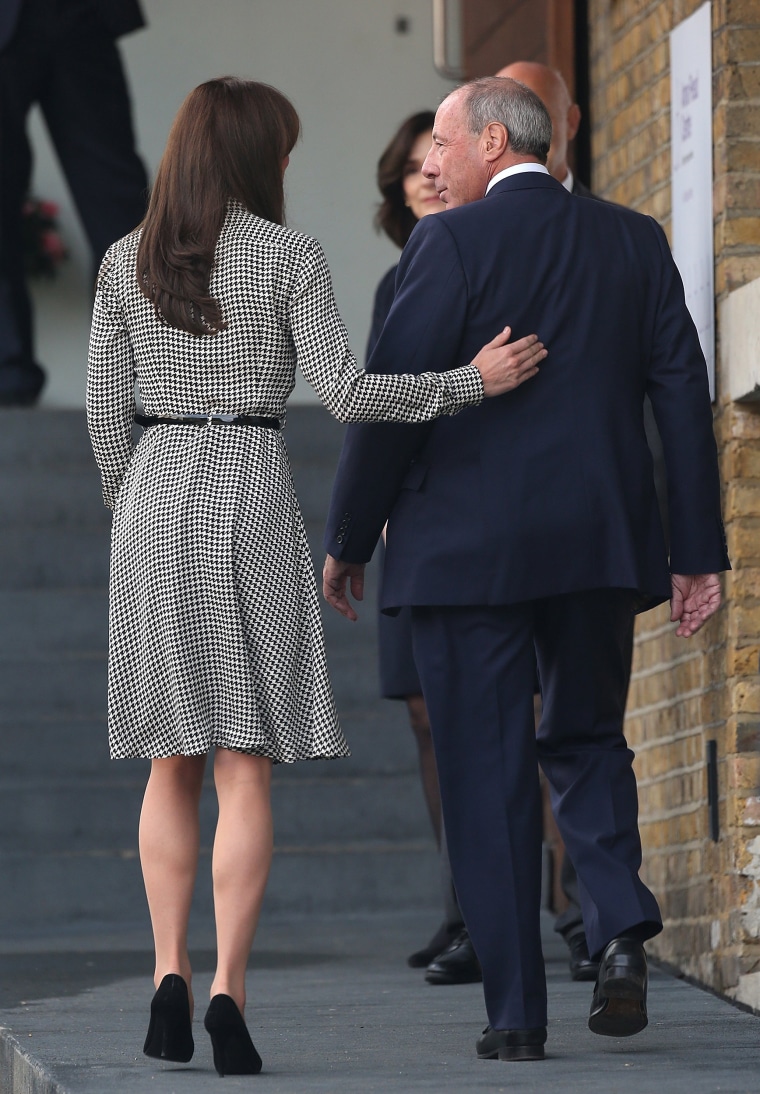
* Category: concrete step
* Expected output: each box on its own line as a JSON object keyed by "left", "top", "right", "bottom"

{"left": 0, "top": 652, "right": 385, "bottom": 721}
{"left": 0, "top": 772, "right": 431, "bottom": 854}
{"left": 0, "top": 523, "right": 372, "bottom": 592}
{"left": 276, "top": 704, "right": 417, "bottom": 778}
{"left": 0, "top": 528, "right": 110, "bottom": 589}
{"left": 265, "top": 842, "right": 439, "bottom": 916}
{"left": 0, "top": 470, "right": 109, "bottom": 527}
{"left": 0, "top": 408, "right": 345, "bottom": 468}
{"left": 0, "top": 409, "right": 96, "bottom": 470}
{"left": 0, "top": 428, "right": 341, "bottom": 527}
{"left": 0, "top": 703, "right": 417, "bottom": 780}
{"left": 0, "top": 841, "right": 439, "bottom": 931}
{"left": 0, "top": 588, "right": 378, "bottom": 665}
{"left": 0, "top": 591, "right": 108, "bottom": 657}
{"left": 0, "top": 657, "right": 106, "bottom": 719}
{"left": 0, "top": 719, "right": 111, "bottom": 777}
{"left": 0, "top": 515, "right": 359, "bottom": 593}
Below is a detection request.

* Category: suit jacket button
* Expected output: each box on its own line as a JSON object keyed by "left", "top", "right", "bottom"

{"left": 336, "top": 535, "right": 343, "bottom": 543}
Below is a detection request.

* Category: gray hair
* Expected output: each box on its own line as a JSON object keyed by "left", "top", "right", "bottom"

{"left": 461, "top": 77, "right": 552, "bottom": 163}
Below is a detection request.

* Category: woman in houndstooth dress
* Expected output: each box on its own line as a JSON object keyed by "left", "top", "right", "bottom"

{"left": 87, "top": 77, "right": 544, "bottom": 1075}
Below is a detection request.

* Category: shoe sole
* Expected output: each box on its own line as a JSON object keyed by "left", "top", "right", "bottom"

{"left": 425, "top": 972, "right": 483, "bottom": 985}
{"left": 588, "top": 972, "right": 648, "bottom": 1038}
{"left": 478, "top": 1035, "right": 547, "bottom": 1060}
{"left": 497, "top": 1045, "right": 545, "bottom": 1061}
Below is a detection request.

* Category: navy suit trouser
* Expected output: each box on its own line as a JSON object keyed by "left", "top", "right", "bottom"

{"left": 0, "top": 0, "right": 148, "bottom": 394}
{"left": 411, "top": 590, "right": 662, "bottom": 1031}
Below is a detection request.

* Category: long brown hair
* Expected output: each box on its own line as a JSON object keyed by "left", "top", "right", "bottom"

{"left": 375, "top": 111, "right": 435, "bottom": 250}
{"left": 137, "top": 77, "right": 301, "bottom": 336}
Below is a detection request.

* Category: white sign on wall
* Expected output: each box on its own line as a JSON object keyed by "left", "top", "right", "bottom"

{"left": 670, "top": 2, "right": 715, "bottom": 399}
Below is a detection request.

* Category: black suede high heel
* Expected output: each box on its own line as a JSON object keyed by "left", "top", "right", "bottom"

{"left": 143, "top": 973, "right": 195, "bottom": 1063}
{"left": 204, "top": 994, "right": 262, "bottom": 1076}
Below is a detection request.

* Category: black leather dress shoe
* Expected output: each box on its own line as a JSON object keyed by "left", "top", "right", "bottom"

{"left": 407, "top": 921, "right": 462, "bottom": 968}
{"left": 425, "top": 928, "right": 482, "bottom": 985}
{"left": 476, "top": 1025, "right": 546, "bottom": 1061}
{"left": 566, "top": 931, "right": 600, "bottom": 982}
{"left": 588, "top": 936, "right": 648, "bottom": 1037}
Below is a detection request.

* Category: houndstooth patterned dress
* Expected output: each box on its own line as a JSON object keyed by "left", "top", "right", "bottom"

{"left": 87, "top": 201, "right": 483, "bottom": 761}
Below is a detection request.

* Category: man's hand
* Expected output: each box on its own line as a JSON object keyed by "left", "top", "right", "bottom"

{"left": 670, "top": 573, "right": 721, "bottom": 637}
{"left": 323, "top": 555, "right": 366, "bottom": 621}
{"left": 472, "top": 326, "right": 547, "bottom": 397}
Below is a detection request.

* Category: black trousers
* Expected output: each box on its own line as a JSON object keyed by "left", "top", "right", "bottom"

{"left": 0, "top": 0, "right": 148, "bottom": 393}
{"left": 412, "top": 590, "right": 662, "bottom": 1031}
{"left": 553, "top": 608, "right": 635, "bottom": 939}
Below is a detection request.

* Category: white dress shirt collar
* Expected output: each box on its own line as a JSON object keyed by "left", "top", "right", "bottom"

{"left": 561, "top": 167, "right": 574, "bottom": 193}
{"left": 485, "top": 162, "right": 550, "bottom": 195}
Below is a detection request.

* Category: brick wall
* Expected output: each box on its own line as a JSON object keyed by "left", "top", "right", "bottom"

{"left": 588, "top": 0, "right": 760, "bottom": 1005}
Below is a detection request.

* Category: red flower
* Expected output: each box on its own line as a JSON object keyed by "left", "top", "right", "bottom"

{"left": 41, "top": 230, "right": 67, "bottom": 261}
{"left": 22, "top": 196, "right": 68, "bottom": 277}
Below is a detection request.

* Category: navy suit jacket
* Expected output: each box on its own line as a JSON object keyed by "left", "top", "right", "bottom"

{"left": 325, "top": 171, "right": 729, "bottom": 612}
{"left": 0, "top": 0, "right": 144, "bottom": 50}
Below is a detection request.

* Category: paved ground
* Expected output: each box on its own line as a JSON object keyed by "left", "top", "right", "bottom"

{"left": 1, "top": 911, "right": 759, "bottom": 1093}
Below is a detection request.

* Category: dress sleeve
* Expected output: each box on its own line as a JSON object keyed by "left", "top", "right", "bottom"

{"left": 86, "top": 249, "right": 136, "bottom": 510}
{"left": 288, "top": 240, "right": 483, "bottom": 424}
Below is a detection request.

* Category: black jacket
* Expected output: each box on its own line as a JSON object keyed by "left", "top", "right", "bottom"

{"left": 0, "top": 0, "right": 144, "bottom": 51}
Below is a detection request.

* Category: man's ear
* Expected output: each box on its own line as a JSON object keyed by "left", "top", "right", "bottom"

{"left": 567, "top": 103, "right": 581, "bottom": 143}
{"left": 483, "top": 121, "right": 508, "bottom": 161}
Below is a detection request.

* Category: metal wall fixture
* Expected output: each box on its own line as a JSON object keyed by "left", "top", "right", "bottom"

{"left": 706, "top": 739, "right": 720, "bottom": 842}
{"left": 432, "top": 0, "right": 466, "bottom": 81}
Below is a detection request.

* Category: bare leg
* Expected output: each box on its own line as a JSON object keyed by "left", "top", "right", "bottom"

{"left": 139, "top": 754, "right": 207, "bottom": 1012}
{"left": 209, "top": 749, "right": 273, "bottom": 1014}
{"left": 406, "top": 693, "right": 442, "bottom": 846}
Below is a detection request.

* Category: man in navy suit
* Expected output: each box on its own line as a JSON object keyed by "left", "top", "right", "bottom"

{"left": 323, "top": 77, "right": 728, "bottom": 1060}
{"left": 493, "top": 61, "right": 673, "bottom": 986}
{"left": 0, "top": 0, "right": 148, "bottom": 404}
{"left": 494, "top": 59, "right": 599, "bottom": 984}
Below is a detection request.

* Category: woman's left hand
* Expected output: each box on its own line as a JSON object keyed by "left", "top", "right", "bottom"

{"left": 473, "top": 326, "right": 547, "bottom": 397}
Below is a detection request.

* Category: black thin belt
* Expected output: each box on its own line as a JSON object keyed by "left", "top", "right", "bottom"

{"left": 135, "top": 413, "right": 280, "bottom": 429}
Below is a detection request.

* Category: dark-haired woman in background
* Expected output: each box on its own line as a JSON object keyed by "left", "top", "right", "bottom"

{"left": 87, "top": 80, "right": 545, "bottom": 1076}
{"left": 370, "top": 113, "right": 479, "bottom": 985}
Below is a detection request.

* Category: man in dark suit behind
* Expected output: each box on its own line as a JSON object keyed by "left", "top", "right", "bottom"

{"left": 497, "top": 61, "right": 585, "bottom": 197}
{"left": 323, "top": 77, "right": 728, "bottom": 1061}
{"left": 0, "top": 0, "right": 148, "bottom": 404}
{"left": 494, "top": 59, "right": 645, "bottom": 984}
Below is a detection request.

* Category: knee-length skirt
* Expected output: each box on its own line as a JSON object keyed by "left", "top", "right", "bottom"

{"left": 107, "top": 423, "right": 348, "bottom": 762}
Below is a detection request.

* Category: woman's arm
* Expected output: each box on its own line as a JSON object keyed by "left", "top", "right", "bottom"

{"left": 289, "top": 240, "right": 543, "bottom": 424}
{"left": 86, "top": 251, "right": 136, "bottom": 510}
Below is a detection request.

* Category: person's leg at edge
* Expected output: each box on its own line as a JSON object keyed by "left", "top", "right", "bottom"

{"left": 138, "top": 753, "right": 207, "bottom": 1013}
{"left": 406, "top": 693, "right": 442, "bottom": 846}
{"left": 549, "top": 608, "right": 635, "bottom": 977}
{"left": 209, "top": 748, "right": 273, "bottom": 1014}
{"left": 534, "top": 590, "right": 662, "bottom": 958}
{"left": 404, "top": 692, "right": 466, "bottom": 967}
{"left": 0, "top": 1, "right": 47, "bottom": 400}
{"left": 412, "top": 604, "right": 546, "bottom": 1033}
{"left": 39, "top": 3, "right": 148, "bottom": 272}
{"left": 438, "top": 820, "right": 465, "bottom": 935}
